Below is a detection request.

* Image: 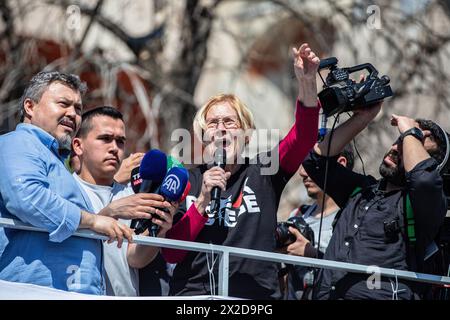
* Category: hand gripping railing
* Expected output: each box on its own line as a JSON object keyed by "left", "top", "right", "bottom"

{"left": 1, "top": 217, "right": 450, "bottom": 297}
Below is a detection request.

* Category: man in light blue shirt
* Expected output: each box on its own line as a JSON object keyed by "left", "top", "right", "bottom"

{"left": 0, "top": 71, "right": 133, "bottom": 295}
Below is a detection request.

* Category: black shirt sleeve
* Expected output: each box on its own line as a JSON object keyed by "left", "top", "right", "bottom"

{"left": 304, "top": 243, "right": 324, "bottom": 259}
{"left": 406, "top": 158, "right": 447, "bottom": 248}
{"left": 302, "top": 151, "right": 376, "bottom": 208}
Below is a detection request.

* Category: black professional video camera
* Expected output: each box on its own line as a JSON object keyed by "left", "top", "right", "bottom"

{"left": 275, "top": 216, "right": 315, "bottom": 248}
{"left": 318, "top": 57, "right": 393, "bottom": 117}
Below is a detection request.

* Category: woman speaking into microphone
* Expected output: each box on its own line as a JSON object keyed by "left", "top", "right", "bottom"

{"left": 163, "top": 43, "right": 321, "bottom": 299}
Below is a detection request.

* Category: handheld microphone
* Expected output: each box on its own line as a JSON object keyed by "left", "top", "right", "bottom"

{"left": 130, "top": 149, "right": 167, "bottom": 231}
{"left": 160, "top": 167, "right": 189, "bottom": 201}
{"left": 130, "top": 149, "right": 183, "bottom": 193}
{"left": 210, "top": 148, "right": 226, "bottom": 215}
{"left": 138, "top": 149, "right": 167, "bottom": 193}
{"left": 130, "top": 154, "right": 184, "bottom": 194}
{"left": 130, "top": 166, "right": 141, "bottom": 194}
{"left": 167, "top": 155, "right": 183, "bottom": 171}
{"left": 144, "top": 167, "right": 190, "bottom": 236}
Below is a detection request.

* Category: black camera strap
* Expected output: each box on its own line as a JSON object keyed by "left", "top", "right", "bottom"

{"left": 301, "top": 203, "right": 317, "bottom": 220}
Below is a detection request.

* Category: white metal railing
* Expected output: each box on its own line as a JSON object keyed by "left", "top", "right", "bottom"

{"left": 1, "top": 217, "right": 450, "bottom": 297}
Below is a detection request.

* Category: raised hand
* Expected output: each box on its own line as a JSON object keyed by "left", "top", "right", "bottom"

{"left": 293, "top": 43, "right": 320, "bottom": 81}
{"left": 293, "top": 43, "right": 320, "bottom": 107}
{"left": 390, "top": 114, "right": 419, "bottom": 135}
{"left": 114, "top": 152, "right": 145, "bottom": 185}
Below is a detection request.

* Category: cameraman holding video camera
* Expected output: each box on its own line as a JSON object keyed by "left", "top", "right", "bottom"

{"left": 303, "top": 58, "right": 449, "bottom": 300}
{"left": 302, "top": 97, "right": 449, "bottom": 299}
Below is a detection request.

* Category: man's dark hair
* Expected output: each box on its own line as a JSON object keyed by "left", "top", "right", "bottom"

{"left": 20, "top": 71, "right": 87, "bottom": 122}
{"left": 77, "top": 106, "right": 124, "bottom": 138}
{"left": 339, "top": 144, "right": 355, "bottom": 170}
{"left": 416, "top": 119, "right": 450, "bottom": 172}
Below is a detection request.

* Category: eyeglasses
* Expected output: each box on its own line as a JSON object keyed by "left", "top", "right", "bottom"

{"left": 205, "top": 116, "right": 240, "bottom": 129}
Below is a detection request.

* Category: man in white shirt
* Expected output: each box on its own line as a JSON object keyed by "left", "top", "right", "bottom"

{"left": 282, "top": 144, "right": 354, "bottom": 299}
{"left": 71, "top": 106, "right": 176, "bottom": 296}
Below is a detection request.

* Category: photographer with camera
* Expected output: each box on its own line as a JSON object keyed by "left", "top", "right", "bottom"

{"left": 302, "top": 92, "right": 449, "bottom": 299}
{"left": 278, "top": 145, "right": 354, "bottom": 299}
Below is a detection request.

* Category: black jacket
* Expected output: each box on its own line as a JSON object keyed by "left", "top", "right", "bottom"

{"left": 303, "top": 151, "right": 447, "bottom": 300}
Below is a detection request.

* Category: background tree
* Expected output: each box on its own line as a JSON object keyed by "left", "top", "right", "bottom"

{"left": 1, "top": 0, "right": 449, "bottom": 217}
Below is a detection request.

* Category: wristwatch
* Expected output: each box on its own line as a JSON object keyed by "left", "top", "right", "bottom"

{"left": 401, "top": 127, "right": 424, "bottom": 142}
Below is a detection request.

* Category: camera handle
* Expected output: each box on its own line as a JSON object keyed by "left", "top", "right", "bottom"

{"left": 345, "top": 63, "right": 378, "bottom": 79}
{"left": 345, "top": 63, "right": 389, "bottom": 101}
{"left": 318, "top": 57, "right": 338, "bottom": 70}
{"left": 318, "top": 58, "right": 380, "bottom": 81}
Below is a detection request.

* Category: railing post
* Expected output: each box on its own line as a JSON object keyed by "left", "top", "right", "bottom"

{"left": 218, "top": 249, "right": 229, "bottom": 297}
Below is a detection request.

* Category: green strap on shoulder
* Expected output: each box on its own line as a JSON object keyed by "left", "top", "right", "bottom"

{"left": 350, "top": 187, "right": 362, "bottom": 198}
{"left": 405, "top": 194, "right": 416, "bottom": 243}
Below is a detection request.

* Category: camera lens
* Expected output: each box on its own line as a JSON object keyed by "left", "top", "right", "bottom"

{"left": 275, "top": 222, "right": 296, "bottom": 248}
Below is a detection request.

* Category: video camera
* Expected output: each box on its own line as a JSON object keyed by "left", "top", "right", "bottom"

{"left": 275, "top": 216, "right": 315, "bottom": 248}
{"left": 318, "top": 57, "right": 393, "bottom": 117}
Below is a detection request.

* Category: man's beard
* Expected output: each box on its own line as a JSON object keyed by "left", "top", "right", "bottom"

{"left": 379, "top": 160, "right": 406, "bottom": 186}
{"left": 57, "top": 134, "right": 72, "bottom": 151}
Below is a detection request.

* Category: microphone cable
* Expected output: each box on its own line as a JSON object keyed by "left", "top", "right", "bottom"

{"left": 311, "top": 112, "right": 368, "bottom": 298}
{"left": 346, "top": 112, "right": 366, "bottom": 175}
{"left": 311, "top": 113, "right": 340, "bottom": 298}
{"left": 352, "top": 138, "right": 366, "bottom": 176}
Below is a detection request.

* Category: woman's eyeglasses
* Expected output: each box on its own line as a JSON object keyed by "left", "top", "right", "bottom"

{"left": 206, "top": 117, "right": 240, "bottom": 129}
